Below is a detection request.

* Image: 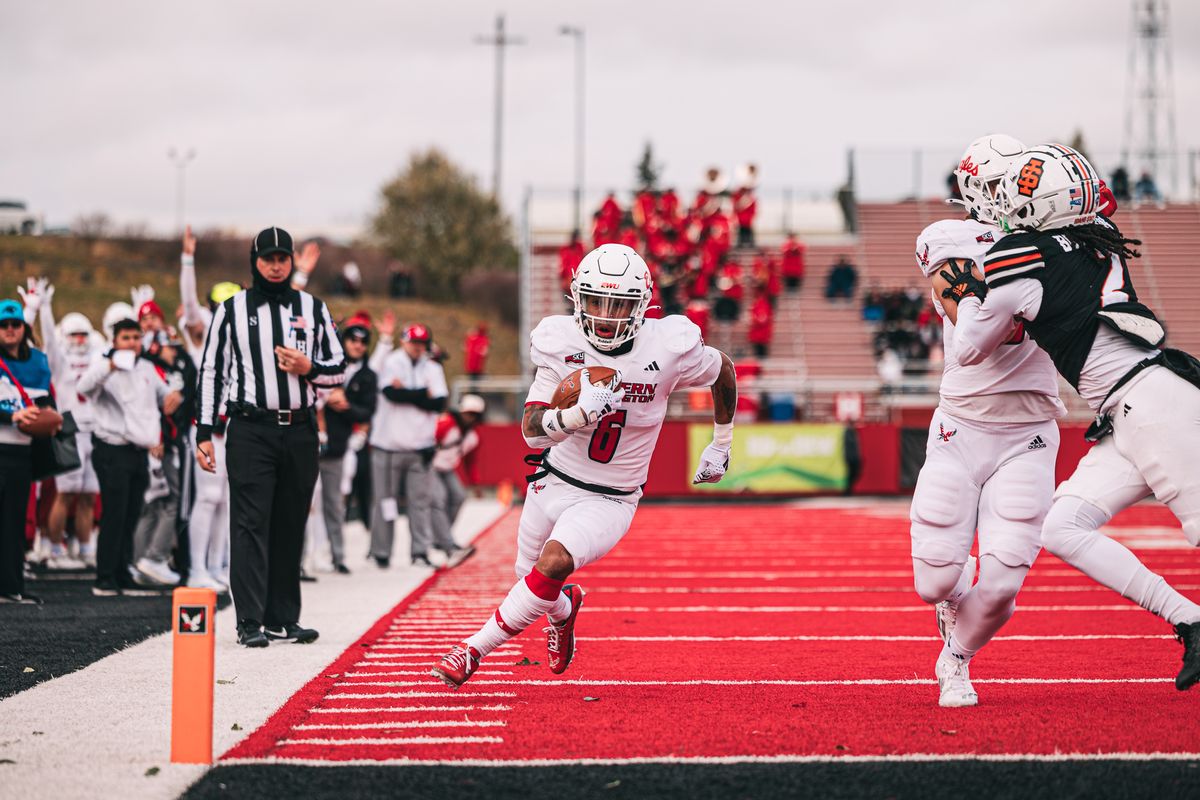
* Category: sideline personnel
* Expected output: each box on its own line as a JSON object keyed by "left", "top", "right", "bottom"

{"left": 196, "top": 227, "right": 345, "bottom": 648}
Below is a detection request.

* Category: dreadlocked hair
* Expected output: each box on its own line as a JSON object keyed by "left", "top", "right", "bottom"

{"left": 1065, "top": 223, "right": 1142, "bottom": 262}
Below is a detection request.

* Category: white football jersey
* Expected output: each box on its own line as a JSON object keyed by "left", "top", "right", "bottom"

{"left": 45, "top": 342, "right": 101, "bottom": 431}
{"left": 526, "top": 315, "right": 722, "bottom": 491}
{"left": 915, "top": 219, "right": 1063, "bottom": 421}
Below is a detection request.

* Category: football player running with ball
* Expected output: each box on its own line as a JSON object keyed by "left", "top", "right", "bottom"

{"left": 433, "top": 244, "right": 737, "bottom": 688}
{"left": 944, "top": 143, "right": 1200, "bottom": 690}
{"left": 911, "top": 135, "right": 1067, "bottom": 707}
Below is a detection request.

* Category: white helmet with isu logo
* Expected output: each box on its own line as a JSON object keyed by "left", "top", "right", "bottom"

{"left": 996, "top": 143, "right": 1103, "bottom": 231}
{"left": 570, "top": 244, "right": 653, "bottom": 352}
{"left": 954, "top": 134, "right": 1025, "bottom": 226}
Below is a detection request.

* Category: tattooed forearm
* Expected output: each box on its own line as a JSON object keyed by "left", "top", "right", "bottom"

{"left": 711, "top": 352, "right": 737, "bottom": 424}
{"left": 523, "top": 405, "right": 550, "bottom": 438}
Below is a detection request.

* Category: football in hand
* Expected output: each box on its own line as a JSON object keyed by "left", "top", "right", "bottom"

{"left": 551, "top": 366, "right": 618, "bottom": 409}
{"left": 18, "top": 408, "right": 63, "bottom": 438}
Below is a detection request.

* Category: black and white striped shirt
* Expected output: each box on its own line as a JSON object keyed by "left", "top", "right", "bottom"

{"left": 196, "top": 288, "right": 344, "bottom": 441}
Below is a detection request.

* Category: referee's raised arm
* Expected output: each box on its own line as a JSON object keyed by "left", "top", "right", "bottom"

{"left": 200, "top": 225, "right": 345, "bottom": 648}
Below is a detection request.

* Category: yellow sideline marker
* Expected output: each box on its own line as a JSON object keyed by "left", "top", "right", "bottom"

{"left": 170, "top": 587, "right": 217, "bottom": 763}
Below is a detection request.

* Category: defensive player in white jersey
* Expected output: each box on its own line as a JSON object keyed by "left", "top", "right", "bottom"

{"left": 911, "top": 135, "right": 1067, "bottom": 707}
{"left": 433, "top": 244, "right": 738, "bottom": 688}
{"left": 943, "top": 143, "right": 1200, "bottom": 690}
{"left": 18, "top": 278, "right": 102, "bottom": 568}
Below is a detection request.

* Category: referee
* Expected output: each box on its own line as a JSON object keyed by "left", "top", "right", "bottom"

{"left": 196, "top": 226, "right": 345, "bottom": 648}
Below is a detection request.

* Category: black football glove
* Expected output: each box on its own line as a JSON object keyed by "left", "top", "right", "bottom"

{"left": 939, "top": 259, "right": 988, "bottom": 303}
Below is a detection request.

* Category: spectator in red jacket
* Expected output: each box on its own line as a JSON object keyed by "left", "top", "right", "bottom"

{"left": 632, "top": 190, "right": 657, "bottom": 230}
{"left": 463, "top": 324, "right": 490, "bottom": 385}
{"left": 748, "top": 289, "right": 774, "bottom": 358}
{"left": 685, "top": 298, "right": 711, "bottom": 340}
{"left": 559, "top": 231, "right": 586, "bottom": 293}
{"left": 732, "top": 163, "right": 759, "bottom": 248}
{"left": 428, "top": 394, "right": 485, "bottom": 567}
{"left": 781, "top": 233, "right": 806, "bottom": 291}
{"left": 714, "top": 259, "right": 744, "bottom": 322}
{"left": 660, "top": 188, "right": 681, "bottom": 224}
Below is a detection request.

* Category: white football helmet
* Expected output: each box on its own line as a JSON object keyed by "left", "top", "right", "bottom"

{"left": 102, "top": 301, "right": 135, "bottom": 340}
{"left": 953, "top": 134, "right": 1025, "bottom": 226}
{"left": 995, "top": 143, "right": 1102, "bottom": 232}
{"left": 58, "top": 312, "right": 95, "bottom": 354}
{"left": 570, "top": 244, "right": 653, "bottom": 352}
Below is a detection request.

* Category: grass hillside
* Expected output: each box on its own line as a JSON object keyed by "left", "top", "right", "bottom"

{"left": 0, "top": 235, "right": 520, "bottom": 382}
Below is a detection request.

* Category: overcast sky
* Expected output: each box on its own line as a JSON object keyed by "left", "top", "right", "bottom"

{"left": 3, "top": 1, "right": 1197, "bottom": 236}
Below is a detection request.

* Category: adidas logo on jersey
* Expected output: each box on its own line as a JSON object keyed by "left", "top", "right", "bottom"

{"left": 644, "top": 361, "right": 660, "bottom": 372}
{"left": 1027, "top": 436, "right": 1047, "bottom": 450}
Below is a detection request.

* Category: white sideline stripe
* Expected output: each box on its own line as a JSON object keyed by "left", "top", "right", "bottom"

{"left": 310, "top": 705, "right": 512, "bottom": 714}
{"left": 578, "top": 569, "right": 1197, "bottom": 579}
{"left": 583, "top": 605, "right": 1143, "bottom": 613}
{"left": 293, "top": 720, "right": 507, "bottom": 730}
{"left": 574, "top": 634, "right": 1171, "bottom": 643}
{"left": 340, "top": 671, "right": 515, "bottom": 677}
{"left": 333, "top": 678, "right": 1171, "bottom": 687}
{"left": 603, "top": 585, "right": 1200, "bottom": 594}
{"left": 279, "top": 736, "right": 504, "bottom": 746}
{"left": 328, "top": 691, "right": 517, "bottom": 698}
{"left": 221, "top": 752, "right": 1200, "bottom": 767}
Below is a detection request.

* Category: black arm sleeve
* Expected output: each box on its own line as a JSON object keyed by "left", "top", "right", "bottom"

{"left": 382, "top": 386, "right": 428, "bottom": 405}
{"left": 416, "top": 394, "right": 447, "bottom": 413}
{"left": 346, "top": 371, "right": 378, "bottom": 423}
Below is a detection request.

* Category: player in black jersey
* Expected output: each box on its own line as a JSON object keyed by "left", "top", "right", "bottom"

{"left": 942, "top": 143, "right": 1200, "bottom": 691}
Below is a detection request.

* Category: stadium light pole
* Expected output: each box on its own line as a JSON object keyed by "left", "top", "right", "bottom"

{"left": 559, "top": 24, "right": 585, "bottom": 234}
{"left": 475, "top": 14, "right": 525, "bottom": 201}
{"left": 168, "top": 147, "right": 196, "bottom": 237}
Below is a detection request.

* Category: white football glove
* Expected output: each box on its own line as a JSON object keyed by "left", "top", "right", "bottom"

{"left": 559, "top": 368, "right": 625, "bottom": 432}
{"left": 17, "top": 278, "right": 51, "bottom": 320}
{"left": 692, "top": 422, "right": 734, "bottom": 484}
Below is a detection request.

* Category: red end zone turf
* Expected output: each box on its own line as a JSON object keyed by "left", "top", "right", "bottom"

{"left": 224, "top": 503, "right": 1200, "bottom": 764}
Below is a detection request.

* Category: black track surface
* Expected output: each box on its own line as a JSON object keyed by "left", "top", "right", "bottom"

{"left": 185, "top": 761, "right": 1200, "bottom": 800}
{"left": 0, "top": 574, "right": 228, "bottom": 699}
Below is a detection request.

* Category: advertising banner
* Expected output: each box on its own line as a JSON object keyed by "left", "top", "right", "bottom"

{"left": 688, "top": 423, "right": 848, "bottom": 493}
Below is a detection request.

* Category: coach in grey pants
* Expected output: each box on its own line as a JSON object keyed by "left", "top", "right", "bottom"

{"left": 367, "top": 323, "right": 449, "bottom": 568}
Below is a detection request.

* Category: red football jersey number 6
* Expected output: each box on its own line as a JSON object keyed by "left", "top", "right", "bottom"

{"left": 587, "top": 410, "right": 627, "bottom": 464}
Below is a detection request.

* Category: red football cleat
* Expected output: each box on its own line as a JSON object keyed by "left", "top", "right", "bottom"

{"left": 431, "top": 642, "right": 480, "bottom": 689}
{"left": 545, "top": 584, "right": 585, "bottom": 675}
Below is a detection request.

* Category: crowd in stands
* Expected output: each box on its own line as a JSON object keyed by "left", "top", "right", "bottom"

{"left": 557, "top": 164, "right": 810, "bottom": 359}
{"left": 0, "top": 231, "right": 489, "bottom": 604}
{"left": 863, "top": 285, "right": 942, "bottom": 384}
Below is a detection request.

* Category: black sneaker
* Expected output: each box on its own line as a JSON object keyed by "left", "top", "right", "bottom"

{"left": 412, "top": 554, "right": 433, "bottom": 568}
{"left": 299, "top": 568, "right": 317, "bottom": 583}
{"left": 0, "top": 592, "right": 43, "bottom": 605}
{"left": 443, "top": 546, "right": 476, "bottom": 569}
{"left": 237, "top": 620, "right": 269, "bottom": 648}
{"left": 264, "top": 623, "right": 319, "bottom": 644}
{"left": 373, "top": 555, "right": 390, "bottom": 569}
{"left": 1175, "top": 622, "right": 1200, "bottom": 690}
{"left": 92, "top": 581, "right": 121, "bottom": 597}
{"left": 334, "top": 563, "right": 351, "bottom": 575}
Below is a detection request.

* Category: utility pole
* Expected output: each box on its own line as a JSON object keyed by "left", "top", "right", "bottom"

{"left": 475, "top": 14, "right": 525, "bottom": 201}
{"left": 1122, "top": 0, "right": 1178, "bottom": 196}
{"left": 559, "top": 25, "right": 585, "bottom": 234}
{"left": 168, "top": 147, "right": 196, "bottom": 236}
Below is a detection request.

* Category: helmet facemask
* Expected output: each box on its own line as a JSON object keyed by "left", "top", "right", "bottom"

{"left": 572, "top": 286, "right": 646, "bottom": 352}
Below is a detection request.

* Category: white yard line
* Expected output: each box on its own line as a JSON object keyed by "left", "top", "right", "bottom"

{"left": 326, "top": 677, "right": 1173, "bottom": 687}
{"left": 278, "top": 736, "right": 503, "bottom": 746}
{"left": 0, "top": 500, "right": 507, "bottom": 800}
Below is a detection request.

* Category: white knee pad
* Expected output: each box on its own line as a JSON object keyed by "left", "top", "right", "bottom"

{"left": 912, "top": 559, "right": 966, "bottom": 605}
{"left": 973, "top": 556, "right": 1028, "bottom": 609}
{"left": 910, "top": 461, "right": 977, "bottom": 565}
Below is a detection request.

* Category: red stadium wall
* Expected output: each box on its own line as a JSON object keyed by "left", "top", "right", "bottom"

{"left": 471, "top": 422, "right": 1096, "bottom": 497}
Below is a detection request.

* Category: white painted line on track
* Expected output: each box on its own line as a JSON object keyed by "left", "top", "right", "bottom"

{"left": 593, "top": 585, "right": 1200, "bottom": 594}
{"left": 309, "top": 705, "right": 512, "bottom": 714}
{"left": 573, "top": 634, "right": 1172, "bottom": 643}
{"left": 584, "top": 605, "right": 1143, "bottom": 613}
{"left": 328, "top": 691, "right": 517, "bottom": 698}
{"left": 293, "top": 720, "right": 507, "bottom": 730}
{"left": 340, "top": 671, "right": 515, "bottom": 678}
{"left": 335, "top": 678, "right": 1173, "bottom": 687}
{"left": 219, "top": 752, "right": 1200, "bottom": 767}
{"left": 278, "top": 736, "right": 504, "bottom": 746}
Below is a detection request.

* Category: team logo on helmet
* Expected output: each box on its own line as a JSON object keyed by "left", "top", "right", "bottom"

{"left": 1016, "top": 158, "right": 1046, "bottom": 197}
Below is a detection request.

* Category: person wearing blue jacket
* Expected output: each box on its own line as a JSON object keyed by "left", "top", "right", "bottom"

{"left": 0, "top": 298, "right": 53, "bottom": 604}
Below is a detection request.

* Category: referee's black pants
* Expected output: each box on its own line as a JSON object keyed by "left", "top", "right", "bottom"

{"left": 225, "top": 416, "right": 319, "bottom": 628}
